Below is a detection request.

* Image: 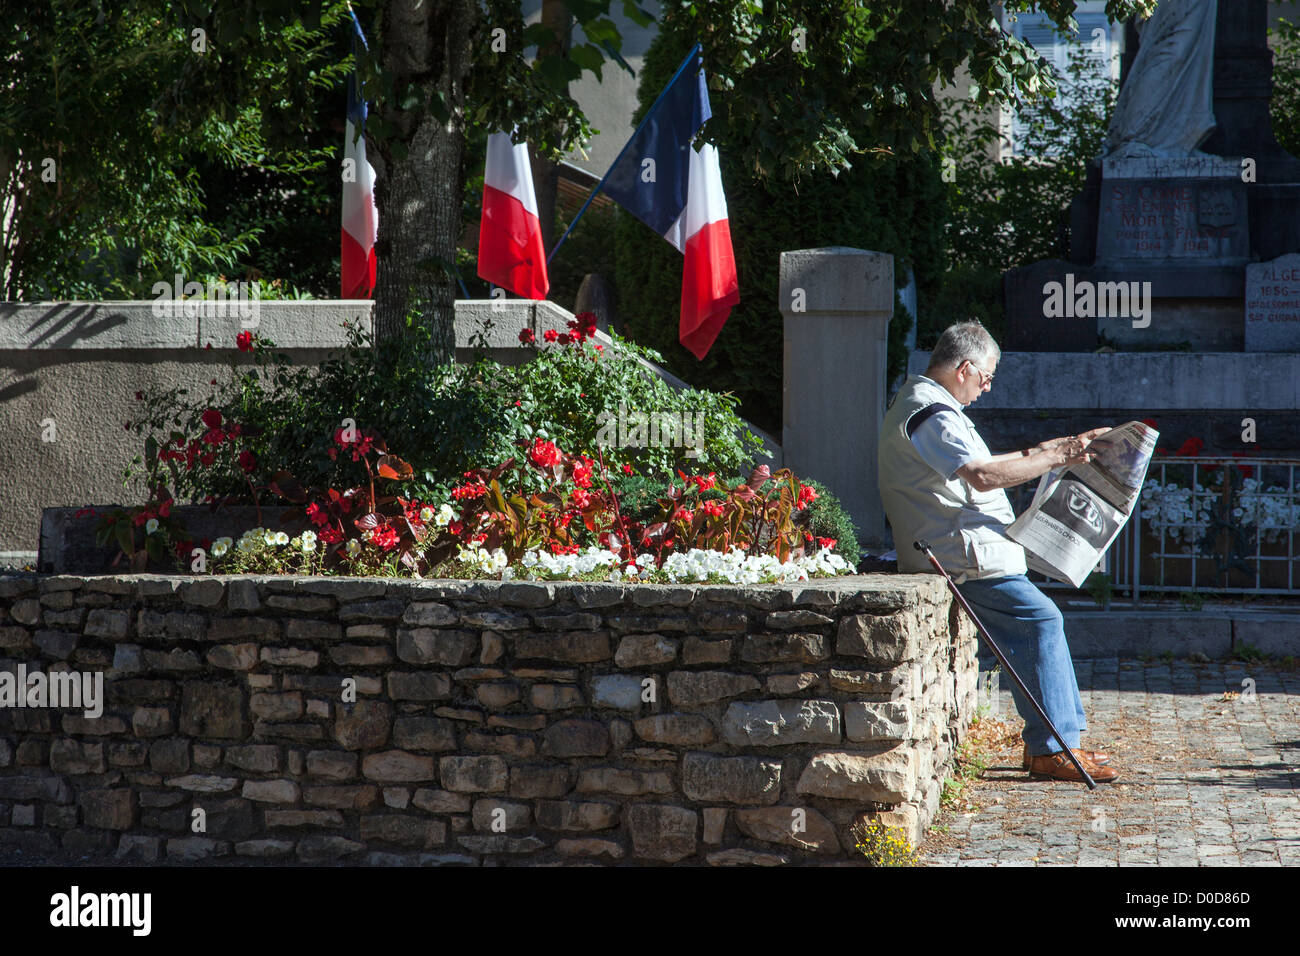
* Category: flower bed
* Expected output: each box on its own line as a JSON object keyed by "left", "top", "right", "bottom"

{"left": 93, "top": 318, "right": 862, "bottom": 582}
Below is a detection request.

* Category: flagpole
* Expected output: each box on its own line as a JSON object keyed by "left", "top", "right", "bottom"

{"left": 546, "top": 42, "right": 703, "bottom": 266}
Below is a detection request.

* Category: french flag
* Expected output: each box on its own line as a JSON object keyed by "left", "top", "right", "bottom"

{"left": 600, "top": 46, "right": 737, "bottom": 360}
{"left": 477, "top": 131, "right": 549, "bottom": 299}
{"left": 341, "top": 18, "right": 377, "bottom": 299}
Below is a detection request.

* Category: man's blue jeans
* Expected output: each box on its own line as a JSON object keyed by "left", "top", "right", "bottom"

{"left": 954, "top": 573, "right": 1085, "bottom": 755}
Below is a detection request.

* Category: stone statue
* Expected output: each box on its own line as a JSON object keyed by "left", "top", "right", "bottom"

{"left": 1099, "top": 0, "right": 1218, "bottom": 159}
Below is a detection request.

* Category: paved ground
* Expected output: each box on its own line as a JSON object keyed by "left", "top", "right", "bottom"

{"left": 920, "top": 657, "right": 1300, "bottom": 866}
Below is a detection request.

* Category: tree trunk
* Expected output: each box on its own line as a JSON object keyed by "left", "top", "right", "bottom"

{"left": 371, "top": 0, "right": 476, "bottom": 365}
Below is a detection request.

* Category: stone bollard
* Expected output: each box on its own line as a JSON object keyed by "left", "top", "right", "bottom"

{"left": 778, "top": 248, "right": 893, "bottom": 549}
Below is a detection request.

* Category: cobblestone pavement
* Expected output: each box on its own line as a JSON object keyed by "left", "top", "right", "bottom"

{"left": 921, "top": 658, "right": 1300, "bottom": 866}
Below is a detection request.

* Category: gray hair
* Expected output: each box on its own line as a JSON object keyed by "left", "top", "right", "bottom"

{"left": 928, "top": 321, "right": 1000, "bottom": 372}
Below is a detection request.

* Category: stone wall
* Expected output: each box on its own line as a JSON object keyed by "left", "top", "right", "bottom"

{"left": 0, "top": 572, "right": 978, "bottom": 865}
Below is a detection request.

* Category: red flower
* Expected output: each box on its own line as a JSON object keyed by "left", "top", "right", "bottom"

{"left": 448, "top": 520, "right": 463, "bottom": 536}
{"left": 621, "top": 463, "right": 633, "bottom": 475}
{"left": 594, "top": 344, "right": 604, "bottom": 353}
{"left": 557, "top": 333, "right": 571, "bottom": 345}
{"left": 701, "top": 500, "right": 725, "bottom": 518}
{"left": 326, "top": 446, "right": 338, "bottom": 460}
{"left": 371, "top": 526, "right": 400, "bottom": 551}
{"left": 318, "top": 525, "right": 342, "bottom": 544}
{"left": 574, "top": 312, "right": 599, "bottom": 339}
{"left": 1154, "top": 446, "right": 1167, "bottom": 456}
{"left": 200, "top": 452, "right": 215, "bottom": 467}
{"left": 817, "top": 537, "right": 837, "bottom": 549}
{"left": 543, "top": 329, "right": 559, "bottom": 342}
{"left": 1176, "top": 437, "right": 1205, "bottom": 457}
{"left": 74, "top": 507, "right": 96, "bottom": 518}
{"left": 1232, "top": 450, "right": 1254, "bottom": 478}
{"left": 570, "top": 487, "right": 592, "bottom": 509}
{"left": 528, "top": 437, "right": 561, "bottom": 468}
{"left": 796, "top": 484, "right": 819, "bottom": 510}
{"left": 677, "top": 508, "right": 695, "bottom": 524}
{"left": 236, "top": 330, "right": 254, "bottom": 352}
{"left": 158, "top": 499, "right": 171, "bottom": 518}
{"left": 238, "top": 450, "right": 257, "bottom": 473}
{"left": 201, "top": 408, "right": 223, "bottom": 430}
{"left": 572, "top": 458, "right": 593, "bottom": 488}
{"left": 202, "top": 428, "right": 225, "bottom": 446}
{"left": 518, "top": 328, "right": 536, "bottom": 345}
{"left": 451, "top": 481, "right": 487, "bottom": 500}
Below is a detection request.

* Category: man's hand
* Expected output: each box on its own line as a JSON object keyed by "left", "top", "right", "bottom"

{"left": 1037, "top": 426, "right": 1113, "bottom": 465}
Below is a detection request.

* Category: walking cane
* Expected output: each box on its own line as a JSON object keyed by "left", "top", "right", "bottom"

{"left": 914, "top": 540, "right": 1097, "bottom": 790}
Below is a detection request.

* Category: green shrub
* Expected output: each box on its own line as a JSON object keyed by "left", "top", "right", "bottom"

{"left": 125, "top": 307, "right": 769, "bottom": 512}
{"left": 800, "top": 479, "right": 862, "bottom": 566}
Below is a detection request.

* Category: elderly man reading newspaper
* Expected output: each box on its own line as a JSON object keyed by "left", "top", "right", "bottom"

{"left": 878, "top": 321, "right": 1118, "bottom": 783}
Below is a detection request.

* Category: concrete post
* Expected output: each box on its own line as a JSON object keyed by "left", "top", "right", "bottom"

{"left": 778, "top": 248, "right": 893, "bottom": 550}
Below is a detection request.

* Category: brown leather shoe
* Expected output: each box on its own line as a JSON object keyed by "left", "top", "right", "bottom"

{"left": 1027, "top": 749, "right": 1119, "bottom": 783}
{"left": 1022, "top": 743, "right": 1111, "bottom": 769}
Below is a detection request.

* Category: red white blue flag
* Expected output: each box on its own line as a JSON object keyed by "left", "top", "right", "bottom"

{"left": 599, "top": 46, "right": 738, "bottom": 360}
{"left": 477, "top": 131, "right": 550, "bottom": 299}
{"left": 341, "top": 15, "right": 377, "bottom": 299}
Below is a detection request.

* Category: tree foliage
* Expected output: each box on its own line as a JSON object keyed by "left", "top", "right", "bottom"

{"left": 0, "top": 0, "right": 348, "bottom": 299}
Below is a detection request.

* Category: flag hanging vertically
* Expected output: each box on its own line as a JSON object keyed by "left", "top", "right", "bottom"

{"left": 477, "top": 131, "right": 549, "bottom": 299}
{"left": 341, "top": 13, "right": 377, "bottom": 299}
{"left": 595, "top": 45, "right": 737, "bottom": 360}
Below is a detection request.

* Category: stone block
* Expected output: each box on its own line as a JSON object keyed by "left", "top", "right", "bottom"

{"left": 626, "top": 804, "right": 697, "bottom": 862}
{"left": 633, "top": 714, "right": 716, "bottom": 746}
{"left": 513, "top": 631, "right": 612, "bottom": 663}
{"left": 149, "top": 738, "right": 191, "bottom": 774}
{"left": 740, "top": 633, "right": 828, "bottom": 664}
{"left": 334, "top": 700, "right": 392, "bottom": 750}
{"left": 734, "top": 806, "right": 841, "bottom": 854}
{"left": 438, "top": 755, "right": 508, "bottom": 792}
{"left": 471, "top": 798, "right": 532, "bottom": 831}
{"left": 303, "top": 785, "right": 379, "bottom": 810}
{"left": 795, "top": 750, "right": 914, "bottom": 803}
{"left": 722, "top": 699, "right": 842, "bottom": 746}
{"left": 531, "top": 684, "right": 585, "bottom": 710}
{"left": 306, "top": 750, "right": 357, "bottom": 781}
{"left": 79, "top": 789, "right": 135, "bottom": 830}
{"left": 396, "top": 628, "right": 478, "bottom": 666}
{"left": 534, "top": 799, "right": 620, "bottom": 831}
{"left": 362, "top": 751, "right": 436, "bottom": 784}
{"left": 543, "top": 719, "right": 609, "bottom": 757}
{"left": 386, "top": 672, "right": 452, "bottom": 700}
{"left": 681, "top": 637, "right": 733, "bottom": 664}
{"left": 614, "top": 634, "right": 678, "bottom": 667}
{"left": 225, "top": 744, "right": 280, "bottom": 773}
{"left": 412, "top": 789, "right": 472, "bottom": 813}
{"left": 180, "top": 683, "right": 246, "bottom": 738}
{"left": 591, "top": 673, "right": 643, "bottom": 712}
{"left": 508, "top": 765, "right": 571, "bottom": 799}
{"left": 667, "top": 670, "right": 760, "bottom": 706}
{"left": 360, "top": 815, "right": 447, "bottom": 848}
{"left": 392, "top": 716, "right": 457, "bottom": 752}
{"left": 844, "top": 701, "right": 913, "bottom": 742}
{"left": 681, "top": 753, "right": 781, "bottom": 805}
{"left": 836, "top": 614, "right": 919, "bottom": 662}
{"left": 575, "top": 767, "right": 674, "bottom": 796}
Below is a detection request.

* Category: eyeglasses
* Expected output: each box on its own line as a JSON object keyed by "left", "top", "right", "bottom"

{"left": 963, "top": 360, "right": 995, "bottom": 386}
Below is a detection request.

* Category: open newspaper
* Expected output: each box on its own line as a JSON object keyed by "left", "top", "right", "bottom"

{"left": 1006, "top": 421, "right": 1159, "bottom": 588}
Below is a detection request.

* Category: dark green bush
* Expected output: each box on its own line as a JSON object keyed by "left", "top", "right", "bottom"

{"left": 799, "top": 478, "right": 862, "bottom": 566}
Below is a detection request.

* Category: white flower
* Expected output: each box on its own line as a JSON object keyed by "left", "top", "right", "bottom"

{"left": 264, "top": 530, "right": 278, "bottom": 546}
{"left": 212, "top": 537, "right": 232, "bottom": 558}
{"left": 420, "top": 506, "right": 435, "bottom": 523}
{"left": 435, "top": 504, "right": 457, "bottom": 528}
{"left": 345, "top": 538, "right": 361, "bottom": 557}
{"left": 274, "top": 531, "right": 290, "bottom": 546}
{"left": 145, "top": 518, "right": 159, "bottom": 535}
{"left": 300, "top": 530, "right": 317, "bottom": 552}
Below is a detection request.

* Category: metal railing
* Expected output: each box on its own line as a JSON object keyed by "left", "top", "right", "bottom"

{"left": 1007, "top": 456, "right": 1300, "bottom": 600}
